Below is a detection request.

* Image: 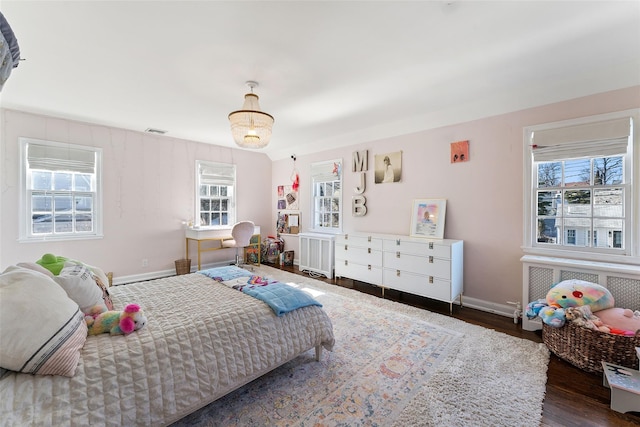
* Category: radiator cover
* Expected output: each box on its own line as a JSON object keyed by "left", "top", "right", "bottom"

{"left": 521, "top": 255, "right": 640, "bottom": 331}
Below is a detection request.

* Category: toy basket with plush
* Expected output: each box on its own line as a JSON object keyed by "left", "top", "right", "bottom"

{"left": 527, "top": 279, "right": 640, "bottom": 374}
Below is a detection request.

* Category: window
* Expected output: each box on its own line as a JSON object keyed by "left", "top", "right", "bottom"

{"left": 196, "top": 160, "right": 235, "bottom": 227}
{"left": 524, "top": 110, "right": 638, "bottom": 262}
{"left": 311, "top": 159, "right": 342, "bottom": 231}
{"left": 21, "top": 138, "right": 102, "bottom": 241}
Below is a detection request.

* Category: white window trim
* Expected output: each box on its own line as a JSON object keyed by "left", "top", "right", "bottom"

{"left": 310, "top": 158, "right": 343, "bottom": 234}
{"left": 19, "top": 137, "right": 103, "bottom": 242}
{"left": 194, "top": 160, "right": 236, "bottom": 228}
{"left": 522, "top": 109, "right": 639, "bottom": 265}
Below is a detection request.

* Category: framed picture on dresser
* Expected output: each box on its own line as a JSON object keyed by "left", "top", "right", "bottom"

{"left": 410, "top": 199, "right": 446, "bottom": 239}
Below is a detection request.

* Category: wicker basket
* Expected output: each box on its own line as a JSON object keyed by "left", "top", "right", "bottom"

{"left": 542, "top": 322, "right": 640, "bottom": 373}
{"left": 174, "top": 259, "right": 191, "bottom": 276}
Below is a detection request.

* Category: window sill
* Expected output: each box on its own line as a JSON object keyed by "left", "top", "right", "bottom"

{"left": 19, "top": 234, "right": 104, "bottom": 243}
{"left": 521, "top": 246, "right": 639, "bottom": 267}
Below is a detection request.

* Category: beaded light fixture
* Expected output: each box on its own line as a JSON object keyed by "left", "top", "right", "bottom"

{"left": 228, "top": 81, "right": 274, "bottom": 149}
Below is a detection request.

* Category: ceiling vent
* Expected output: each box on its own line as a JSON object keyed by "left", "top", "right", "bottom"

{"left": 145, "top": 128, "right": 167, "bottom": 135}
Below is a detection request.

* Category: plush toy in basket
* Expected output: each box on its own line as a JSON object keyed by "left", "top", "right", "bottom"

{"left": 85, "top": 303, "right": 147, "bottom": 336}
{"left": 526, "top": 279, "right": 640, "bottom": 336}
{"left": 527, "top": 279, "right": 640, "bottom": 373}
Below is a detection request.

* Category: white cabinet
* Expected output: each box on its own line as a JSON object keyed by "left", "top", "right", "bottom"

{"left": 336, "top": 232, "right": 464, "bottom": 312}
{"left": 299, "top": 232, "right": 335, "bottom": 278}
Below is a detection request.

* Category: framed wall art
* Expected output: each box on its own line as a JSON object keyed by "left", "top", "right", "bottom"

{"left": 409, "top": 199, "right": 446, "bottom": 239}
{"left": 374, "top": 151, "right": 402, "bottom": 183}
{"left": 451, "top": 140, "right": 469, "bottom": 163}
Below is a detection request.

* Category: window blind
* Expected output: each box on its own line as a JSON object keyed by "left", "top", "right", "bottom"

{"left": 311, "top": 160, "right": 340, "bottom": 182}
{"left": 27, "top": 142, "right": 96, "bottom": 173}
{"left": 532, "top": 117, "right": 631, "bottom": 162}
{"left": 198, "top": 161, "right": 236, "bottom": 186}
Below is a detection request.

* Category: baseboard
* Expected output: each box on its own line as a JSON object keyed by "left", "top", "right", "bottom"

{"left": 461, "top": 296, "right": 517, "bottom": 319}
{"left": 112, "top": 260, "right": 232, "bottom": 286}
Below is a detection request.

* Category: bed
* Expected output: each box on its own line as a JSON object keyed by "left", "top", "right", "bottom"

{"left": 0, "top": 265, "right": 335, "bottom": 426}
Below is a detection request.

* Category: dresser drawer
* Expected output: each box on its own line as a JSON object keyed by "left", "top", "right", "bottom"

{"left": 335, "top": 244, "right": 382, "bottom": 264}
{"left": 383, "top": 268, "right": 453, "bottom": 301}
{"left": 336, "top": 234, "right": 383, "bottom": 250}
{"left": 382, "top": 238, "right": 451, "bottom": 258}
{"left": 383, "top": 251, "right": 451, "bottom": 279}
{"left": 335, "top": 259, "right": 383, "bottom": 285}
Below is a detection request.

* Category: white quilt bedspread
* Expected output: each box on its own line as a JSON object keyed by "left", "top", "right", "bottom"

{"left": 0, "top": 273, "right": 335, "bottom": 426}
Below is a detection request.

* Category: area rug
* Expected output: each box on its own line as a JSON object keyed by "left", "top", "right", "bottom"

{"left": 173, "top": 266, "right": 549, "bottom": 427}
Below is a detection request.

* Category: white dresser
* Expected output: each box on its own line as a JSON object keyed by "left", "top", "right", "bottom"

{"left": 335, "top": 232, "right": 463, "bottom": 313}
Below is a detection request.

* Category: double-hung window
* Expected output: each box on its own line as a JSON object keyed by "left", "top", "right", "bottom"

{"left": 310, "top": 159, "right": 342, "bottom": 231}
{"left": 195, "top": 160, "right": 236, "bottom": 227}
{"left": 523, "top": 110, "right": 638, "bottom": 263}
{"left": 21, "top": 138, "right": 102, "bottom": 241}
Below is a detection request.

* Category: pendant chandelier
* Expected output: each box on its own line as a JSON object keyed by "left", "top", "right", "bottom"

{"left": 228, "top": 81, "right": 274, "bottom": 149}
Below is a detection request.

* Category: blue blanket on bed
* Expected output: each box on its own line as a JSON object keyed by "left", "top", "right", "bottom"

{"left": 198, "top": 266, "right": 322, "bottom": 316}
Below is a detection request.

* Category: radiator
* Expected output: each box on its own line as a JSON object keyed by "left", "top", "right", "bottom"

{"left": 299, "top": 232, "right": 335, "bottom": 279}
{"left": 521, "top": 255, "right": 640, "bottom": 331}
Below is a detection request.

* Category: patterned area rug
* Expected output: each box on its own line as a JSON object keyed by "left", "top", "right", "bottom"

{"left": 173, "top": 266, "right": 549, "bottom": 427}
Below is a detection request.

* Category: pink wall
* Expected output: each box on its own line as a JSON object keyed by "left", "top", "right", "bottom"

{"left": 1, "top": 86, "right": 638, "bottom": 303}
{"left": 271, "top": 86, "right": 640, "bottom": 306}
{"left": 0, "top": 110, "right": 272, "bottom": 278}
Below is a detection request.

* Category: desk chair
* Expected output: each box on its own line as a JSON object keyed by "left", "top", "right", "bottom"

{"left": 222, "top": 221, "right": 255, "bottom": 269}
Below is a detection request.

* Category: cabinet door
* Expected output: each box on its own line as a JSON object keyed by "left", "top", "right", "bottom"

{"left": 383, "top": 251, "right": 451, "bottom": 279}
{"left": 383, "top": 268, "right": 453, "bottom": 301}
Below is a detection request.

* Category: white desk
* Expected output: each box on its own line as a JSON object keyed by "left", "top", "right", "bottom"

{"left": 185, "top": 225, "right": 261, "bottom": 270}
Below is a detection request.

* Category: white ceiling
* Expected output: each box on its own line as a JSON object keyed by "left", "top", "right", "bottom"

{"left": 1, "top": 1, "right": 639, "bottom": 160}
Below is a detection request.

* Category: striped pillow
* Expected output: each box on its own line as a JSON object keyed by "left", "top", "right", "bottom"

{"left": 0, "top": 266, "right": 87, "bottom": 377}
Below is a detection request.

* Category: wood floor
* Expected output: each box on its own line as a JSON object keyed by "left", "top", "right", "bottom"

{"left": 272, "top": 264, "right": 640, "bottom": 427}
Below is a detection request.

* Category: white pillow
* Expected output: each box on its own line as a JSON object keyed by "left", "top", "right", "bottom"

{"left": 16, "top": 262, "right": 54, "bottom": 277}
{"left": 54, "top": 264, "right": 106, "bottom": 313}
{"left": 0, "top": 266, "right": 87, "bottom": 377}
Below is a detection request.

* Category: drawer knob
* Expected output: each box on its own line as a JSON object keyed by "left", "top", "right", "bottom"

{"left": 429, "top": 242, "right": 434, "bottom": 249}
{"left": 368, "top": 247, "right": 371, "bottom": 253}
{"left": 345, "top": 244, "right": 348, "bottom": 250}
{"left": 368, "top": 236, "right": 371, "bottom": 242}
{"left": 396, "top": 239, "right": 401, "bottom": 246}
{"left": 396, "top": 251, "right": 400, "bottom": 258}
{"left": 396, "top": 270, "right": 400, "bottom": 277}
{"left": 429, "top": 256, "right": 434, "bottom": 263}
{"left": 367, "top": 265, "right": 371, "bottom": 270}
{"left": 345, "top": 234, "right": 349, "bottom": 240}
{"left": 344, "top": 260, "right": 348, "bottom": 266}
{"left": 429, "top": 276, "right": 434, "bottom": 284}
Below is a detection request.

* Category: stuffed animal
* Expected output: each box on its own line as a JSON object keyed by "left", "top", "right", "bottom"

{"left": 36, "top": 253, "right": 69, "bottom": 275}
{"left": 564, "top": 306, "right": 610, "bottom": 333}
{"left": 526, "top": 279, "right": 615, "bottom": 328}
{"left": 85, "top": 303, "right": 147, "bottom": 336}
{"left": 594, "top": 307, "right": 640, "bottom": 336}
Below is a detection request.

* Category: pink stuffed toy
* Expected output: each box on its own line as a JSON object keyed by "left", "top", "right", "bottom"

{"left": 85, "top": 303, "right": 147, "bottom": 336}
{"left": 594, "top": 307, "right": 640, "bottom": 336}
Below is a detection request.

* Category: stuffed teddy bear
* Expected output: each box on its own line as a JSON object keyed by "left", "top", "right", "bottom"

{"left": 526, "top": 279, "right": 615, "bottom": 328}
{"left": 85, "top": 304, "right": 147, "bottom": 336}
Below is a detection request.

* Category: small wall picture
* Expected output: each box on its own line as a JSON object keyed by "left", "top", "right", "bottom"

{"left": 451, "top": 140, "right": 469, "bottom": 163}
{"left": 374, "top": 151, "right": 402, "bottom": 183}
{"left": 410, "top": 199, "right": 446, "bottom": 239}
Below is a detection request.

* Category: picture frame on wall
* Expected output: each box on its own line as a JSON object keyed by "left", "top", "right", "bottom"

{"left": 409, "top": 199, "right": 446, "bottom": 239}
